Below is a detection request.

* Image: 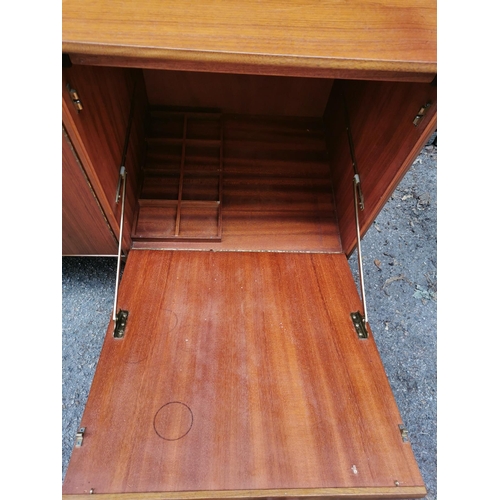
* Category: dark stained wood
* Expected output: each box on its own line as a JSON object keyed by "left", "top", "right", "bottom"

{"left": 62, "top": 128, "right": 118, "bottom": 255}
{"left": 62, "top": 70, "right": 437, "bottom": 257}
{"left": 133, "top": 201, "right": 178, "bottom": 239}
{"left": 62, "top": 250, "right": 426, "bottom": 498}
{"left": 62, "top": 65, "right": 148, "bottom": 252}
{"left": 323, "top": 80, "right": 437, "bottom": 255}
{"left": 133, "top": 114, "right": 342, "bottom": 253}
{"left": 143, "top": 71, "right": 334, "bottom": 117}
{"left": 62, "top": 0, "right": 436, "bottom": 79}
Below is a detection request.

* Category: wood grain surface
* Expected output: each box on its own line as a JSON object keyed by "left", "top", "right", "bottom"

{"left": 62, "top": 0, "right": 436, "bottom": 80}
{"left": 62, "top": 128, "right": 118, "bottom": 255}
{"left": 62, "top": 250, "right": 425, "bottom": 498}
{"left": 143, "top": 71, "right": 333, "bottom": 118}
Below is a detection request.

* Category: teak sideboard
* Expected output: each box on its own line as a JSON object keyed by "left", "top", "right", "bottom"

{"left": 62, "top": 1, "right": 437, "bottom": 499}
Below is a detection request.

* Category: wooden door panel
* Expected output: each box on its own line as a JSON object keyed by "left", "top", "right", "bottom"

{"left": 324, "top": 79, "right": 437, "bottom": 255}
{"left": 62, "top": 128, "right": 117, "bottom": 255}
{"left": 63, "top": 250, "right": 425, "bottom": 498}
{"left": 62, "top": 65, "right": 147, "bottom": 252}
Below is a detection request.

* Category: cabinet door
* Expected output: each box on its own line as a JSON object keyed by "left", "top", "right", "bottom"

{"left": 62, "top": 64, "right": 146, "bottom": 254}
{"left": 62, "top": 127, "right": 117, "bottom": 255}
{"left": 324, "top": 79, "right": 437, "bottom": 256}
{"left": 63, "top": 250, "right": 426, "bottom": 499}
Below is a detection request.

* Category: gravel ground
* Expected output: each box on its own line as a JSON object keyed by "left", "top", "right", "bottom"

{"left": 62, "top": 139, "right": 437, "bottom": 498}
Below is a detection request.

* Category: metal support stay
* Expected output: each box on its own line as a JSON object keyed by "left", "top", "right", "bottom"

{"left": 113, "top": 166, "right": 129, "bottom": 338}
{"left": 343, "top": 89, "right": 368, "bottom": 329}
{"left": 353, "top": 173, "right": 368, "bottom": 325}
{"left": 111, "top": 83, "right": 136, "bottom": 338}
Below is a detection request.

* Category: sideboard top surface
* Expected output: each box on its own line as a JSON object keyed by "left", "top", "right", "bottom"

{"left": 62, "top": 0, "right": 436, "bottom": 78}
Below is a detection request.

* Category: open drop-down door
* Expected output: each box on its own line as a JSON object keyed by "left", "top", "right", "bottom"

{"left": 62, "top": 249, "right": 426, "bottom": 499}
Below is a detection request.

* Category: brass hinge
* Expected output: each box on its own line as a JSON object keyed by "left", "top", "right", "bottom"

{"left": 113, "top": 309, "right": 129, "bottom": 338}
{"left": 75, "top": 427, "right": 85, "bottom": 447}
{"left": 66, "top": 83, "right": 83, "bottom": 112}
{"left": 413, "top": 102, "right": 431, "bottom": 126}
{"left": 399, "top": 424, "right": 409, "bottom": 442}
{"left": 351, "top": 311, "right": 368, "bottom": 339}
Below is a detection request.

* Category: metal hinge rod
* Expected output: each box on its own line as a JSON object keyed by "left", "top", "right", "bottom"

{"left": 342, "top": 90, "right": 369, "bottom": 327}
{"left": 113, "top": 166, "right": 127, "bottom": 327}
{"left": 111, "top": 86, "right": 136, "bottom": 337}
{"left": 353, "top": 173, "right": 368, "bottom": 324}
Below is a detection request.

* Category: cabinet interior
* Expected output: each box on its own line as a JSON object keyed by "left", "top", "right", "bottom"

{"left": 132, "top": 69, "right": 339, "bottom": 253}
{"left": 63, "top": 64, "right": 436, "bottom": 256}
{"left": 135, "top": 70, "right": 340, "bottom": 252}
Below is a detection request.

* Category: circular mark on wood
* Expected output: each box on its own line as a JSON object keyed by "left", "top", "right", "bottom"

{"left": 153, "top": 402, "right": 193, "bottom": 441}
{"left": 163, "top": 309, "right": 178, "bottom": 333}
